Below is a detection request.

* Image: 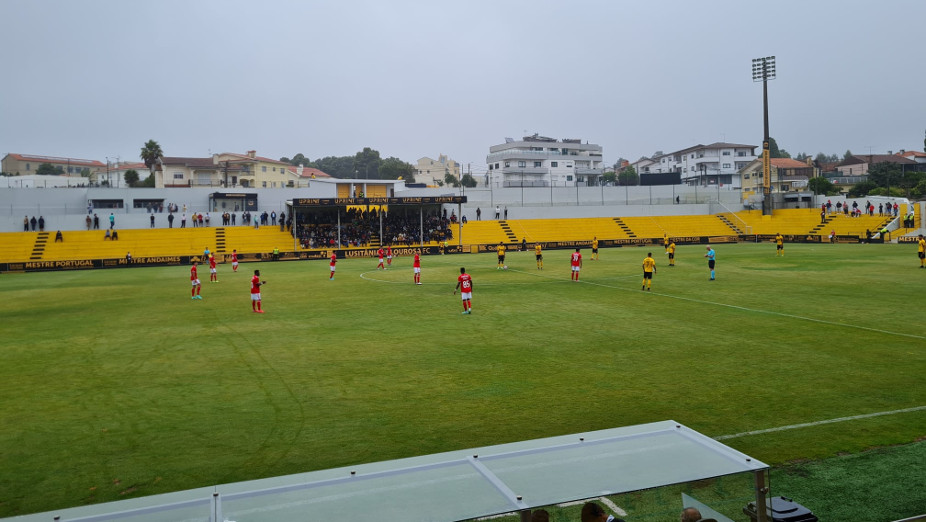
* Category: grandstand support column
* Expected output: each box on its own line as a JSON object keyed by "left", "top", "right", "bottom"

{"left": 419, "top": 207, "right": 424, "bottom": 247}
{"left": 337, "top": 208, "right": 341, "bottom": 250}
{"left": 457, "top": 202, "right": 462, "bottom": 245}
{"left": 379, "top": 209, "right": 383, "bottom": 248}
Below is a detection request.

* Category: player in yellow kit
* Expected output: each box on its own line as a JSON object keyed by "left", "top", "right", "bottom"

{"left": 776, "top": 233, "right": 784, "bottom": 256}
{"left": 667, "top": 240, "right": 676, "bottom": 266}
{"left": 592, "top": 237, "right": 599, "bottom": 260}
{"left": 918, "top": 235, "right": 925, "bottom": 268}
{"left": 497, "top": 242, "right": 506, "bottom": 269}
{"left": 642, "top": 252, "right": 656, "bottom": 291}
{"left": 535, "top": 243, "right": 543, "bottom": 270}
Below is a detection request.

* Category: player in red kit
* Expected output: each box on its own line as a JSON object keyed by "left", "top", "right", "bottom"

{"left": 570, "top": 248, "right": 582, "bottom": 281}
{"left": 209, "top": 255, "right": 218, "bottom": 282}
{"left": 231, "top": 249, "right": 239, "bottom": 272}
{"left": 413, "top": 249, "right": 422, "bottom": 285}
{"left": 377, "top": 248, "right": 385, "bottom": 270}
{"left": 386, "top": 246, "right": 393, "bottom": 267}
{"left": 190, "top": 261, "right": 202, "bottom": 300}
{"left": 454, "top": 266, "right": 473, "bottom": 314}
{"left": 251, "top": 269, "right": 266, "bottom": 313}
{"left": 329, "top": 250, "right": 337, "bottom": 280}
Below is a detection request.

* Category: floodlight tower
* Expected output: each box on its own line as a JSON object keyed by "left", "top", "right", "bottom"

{"left": 752, "top": 56, "right": 776, "bottom": 215}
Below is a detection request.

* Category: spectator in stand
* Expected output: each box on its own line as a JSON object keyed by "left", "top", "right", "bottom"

{"left": 112, "top": 229, "right": 119, "bottom": 240}
{"left": 55, "top": 230, "right": 63, "bottom": 242}
{"left": 38, "top": 216, "right": 45, "bottom": 231}
{"left": 168, "top": 213, "right": 174, "bottom": 228}
{"left": 109, "top": 212, "right": 115, "bottom": 229}
{"left": 93, "top": 214, "right": 100, "bottom": 229}
{"left": 86, "top": 215, "right": 92, "bottom": 230}
{"left": 23, "top": 216, "right": 29, "bottom": 231}
{"left": 104, "top": 229, "right": 111, "bottom": 240}
{"left": 30, "top": 216, "right": 37, "bottom": 231}
{"left": 150, "top": 214, "right": 155, "bottom": 228}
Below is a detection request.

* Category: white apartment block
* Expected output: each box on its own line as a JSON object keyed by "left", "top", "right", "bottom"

{"left": 486, "top": 134, "right": 604, "bottom": 187}
{"left": 636, "top": 142, "right": 757, "bottom": 188}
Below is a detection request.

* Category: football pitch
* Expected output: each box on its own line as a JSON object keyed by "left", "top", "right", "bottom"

{"left": 0, "top": 242, "right": 924, "bottom": 518}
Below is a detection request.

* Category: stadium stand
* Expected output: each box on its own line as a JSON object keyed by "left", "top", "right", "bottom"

{"left": 0, "top": 232, "right": 41, "bottom": 262}
{"left": 459, "top": 220, "right": 514, "bottom": 245}
{"left": 730, "top": 209, "right": 893, "bottom": 237}
{"left": 5, "top": 208, "right": 914, "bottom": 266}
{"left": 40, "top": 228, "right": 218, "bottom": 261}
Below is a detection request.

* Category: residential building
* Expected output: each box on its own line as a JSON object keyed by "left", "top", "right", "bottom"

{"left": 158, "top": 157, "right": 224, "bottom": 188}
{"left": 836, "top": 154, "right": 917, "bottom": 177}
{"left": 639, "top": 142, "right": 757, "bottom": 188}
{"left": 287, "top": 165, "right": 331, "bottom": 184}
{"left": 2, "top": 153, "right": 105, "bottom": 176}
{"left": 897, "top": 150, "right": 926, "bottom": 164}
{"left": 485, "top": 134, "right": 603, "bottom": 187}
{"left": 416, "top": 154, "right": 461, "bottom": 187}
{"left": 212, "top": 151, "right": 298, "bottom": 188}
{"left": 156, "top": 151, "right": 295, "bottom": 189}
{"left": 740, "top": 157, "right": 816, "bottom": 198}
{"left": 94, "top": 161, "right": 147, "bottom": 187}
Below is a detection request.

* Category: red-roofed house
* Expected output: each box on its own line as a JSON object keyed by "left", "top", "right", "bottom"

{"left": 897, "top": 150, "right": 926, "bottom": 164}
{"left": 287, "top": 165, "right": 332, "bottom": 180}
{"left": 836, "top": 154, "right": 916, "bottom": 177}
{"left": 2, "top": 153, "right": 105, "bottom": 176}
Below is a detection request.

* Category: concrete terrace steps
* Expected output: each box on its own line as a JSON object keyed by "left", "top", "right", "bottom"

{"left": 31, "top": 232, "right": 50, "bottom": 260}
{"left": 0, "top": 232, "right": 40, "bottom": 262}
{"left": 733, "top": 209, "right": 895, "bottom": 236}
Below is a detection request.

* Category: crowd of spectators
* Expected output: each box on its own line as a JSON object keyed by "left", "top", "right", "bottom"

{"left": 293, "top": 207, "right": 453, "bottom": 249}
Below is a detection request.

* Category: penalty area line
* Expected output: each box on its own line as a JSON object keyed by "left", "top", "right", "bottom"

{"left": 715, "top": 405, "right": 926, "bottom": 441}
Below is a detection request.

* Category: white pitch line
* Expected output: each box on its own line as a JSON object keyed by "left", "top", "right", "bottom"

{"left": 512, "top": 269, "right": 926, "bottom": 341}
{"left": 715, "top": 405, "right": 926, "bottom": 440}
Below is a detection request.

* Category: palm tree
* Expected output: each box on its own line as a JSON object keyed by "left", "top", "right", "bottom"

{"left": 140, "top": 139, "right": 164, "bottom": 179}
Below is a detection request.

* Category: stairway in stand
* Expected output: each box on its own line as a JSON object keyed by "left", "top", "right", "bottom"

{"left": 808, "top": 215, "right": 833, "bottom": 235}
{"left": 498, "top": 221, "right": 518, "bottom": 242}
{"left": 30, "top": 232, "right": 49, "bottom": 260}
{"left": 215, "top": 228, "right": 226, "bottom": 254}
{"left": 717, "top": 215, "right": 743, "bottom": 234}
{"left": 369, "top": 233, "right": 381, "bottom": 248}
{"left": 612, "top": 218, "right": 636, "bottom": 238}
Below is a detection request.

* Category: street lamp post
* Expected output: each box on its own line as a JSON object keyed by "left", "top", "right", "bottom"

{"left": 752, "top": 55, "right": 776, "bottom": 215}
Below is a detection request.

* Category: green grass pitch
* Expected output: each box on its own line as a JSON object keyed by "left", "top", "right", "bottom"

{"left": 0, "top": 242, "right": 923, "bottom": 518}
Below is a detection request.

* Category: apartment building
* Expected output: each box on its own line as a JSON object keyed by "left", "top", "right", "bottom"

{"left": 416, "top": 154, "right": 461, "bottom": 186}
{"left": 636, "top": 142, "right": 757, "bottom": 188}
{"left": 485, "top": 134, "right": 603, "bottom": 187}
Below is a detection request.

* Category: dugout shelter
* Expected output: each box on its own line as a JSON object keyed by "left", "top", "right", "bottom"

{"left": 8, "top": 421, "right": 773, "bottom": 522}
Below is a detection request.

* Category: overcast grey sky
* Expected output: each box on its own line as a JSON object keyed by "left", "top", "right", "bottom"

{"left": 2, "top": 0, "right": 924, "bottom": 173}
